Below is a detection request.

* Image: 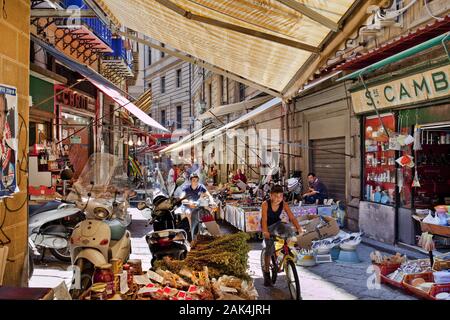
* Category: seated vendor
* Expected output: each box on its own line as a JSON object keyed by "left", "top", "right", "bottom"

{"left": 232, "top": 168, "right": 247, "bottom": 184}
{"left": 302, "top": 172, "right": 328, "bottom": 204}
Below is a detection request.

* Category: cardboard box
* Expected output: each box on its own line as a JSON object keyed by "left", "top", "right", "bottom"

{"left": 296, "top": 215, "right": 339, "bottom": 249}
{"left": 204, "top": 221, "right": 222, "bottom": 236}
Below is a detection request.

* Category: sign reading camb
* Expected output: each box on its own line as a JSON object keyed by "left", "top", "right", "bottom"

{"left": 351, "top": 64, "right": 450, "bottom": 114}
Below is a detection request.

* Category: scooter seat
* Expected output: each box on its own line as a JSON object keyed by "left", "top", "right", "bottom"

{"left": 29, "top": 201, "right": 61, "bottom": 217}
{"left": 105, "top": 219, "right": 126, "bottom": 241}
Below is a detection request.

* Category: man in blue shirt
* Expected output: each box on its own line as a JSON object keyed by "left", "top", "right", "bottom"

{"left": 302, "top": 172, "right": 328, "bottom": 204}
{"left": 182, "top": 172, "right": 214, "bottom": 202}
{"left": 180, "top": 172, "right": 216, "bottom": 240}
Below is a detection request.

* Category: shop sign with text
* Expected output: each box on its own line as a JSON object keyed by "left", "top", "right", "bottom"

{"left": 351, "top": 64, "right": 450, "bottom": 114}
{"left": 54, "top": 84, "right": 95, "bottom": 112}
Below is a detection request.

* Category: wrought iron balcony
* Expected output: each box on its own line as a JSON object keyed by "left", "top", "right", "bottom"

{"left": 61, "top": 0, "right": 112, "bottom": 50}
{"left": 102, "top": 37, "right": 135, "bottom": 79}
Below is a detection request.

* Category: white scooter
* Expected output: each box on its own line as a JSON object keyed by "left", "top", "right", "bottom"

{"left": 66, "top": 153, "right": 133, "bottom": 297}
{"left": 28, "top": 200, "right": 83, "bottom": 262}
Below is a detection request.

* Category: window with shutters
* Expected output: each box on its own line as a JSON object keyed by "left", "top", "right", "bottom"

{"left": 176, "top": 106, "right": 182, "bottom": 129}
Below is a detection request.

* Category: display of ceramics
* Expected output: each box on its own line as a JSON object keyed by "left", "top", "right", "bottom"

{"left": 374, "top": 192, "right": 382, "bottom": 203}
{"left": 435, "top": 292, "right": 450, "bottom": 300}
{"left": 411, "top": 278, "right": 425, "bottom": 287}
{"left": 381, "top": 194, "right": 389, "bottom": 204}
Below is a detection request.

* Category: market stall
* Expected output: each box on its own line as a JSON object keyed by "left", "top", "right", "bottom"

{"left": 371, "top": 251, "right": 450, "bottom": 300}
{"left": 77, "top": 233, "right": 258, "bottom": 300}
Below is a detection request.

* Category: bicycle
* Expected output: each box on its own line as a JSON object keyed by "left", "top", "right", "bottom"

{"left": 261, "top": 234, "right": 302, "bottom": 300}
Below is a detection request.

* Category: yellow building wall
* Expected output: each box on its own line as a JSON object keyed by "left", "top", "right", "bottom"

{"left": 0, "top": 0, "right": 30, "bottom": 286}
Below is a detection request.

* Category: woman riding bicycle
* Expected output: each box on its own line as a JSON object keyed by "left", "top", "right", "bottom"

{"left": 261, "top": 184, "right": 302, "bottom": 287}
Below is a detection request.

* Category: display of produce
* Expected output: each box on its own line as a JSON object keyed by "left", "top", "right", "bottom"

{"left": 154, "top": 233, "right": 251, "bottom": 280}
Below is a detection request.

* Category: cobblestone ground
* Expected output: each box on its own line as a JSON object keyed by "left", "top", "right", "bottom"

{"left": 30, "top": 208, "right": 416, "bottom": 300}
{"left": 249, "top": 241, "right": 416, "bottom": 300}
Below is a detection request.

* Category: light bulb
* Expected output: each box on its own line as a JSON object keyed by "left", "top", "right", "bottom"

{"left": 128, "top": 138, "right": 134, "bottom": 146}
{"left": 137, "top": 138, "right": 142, "bottom": 146}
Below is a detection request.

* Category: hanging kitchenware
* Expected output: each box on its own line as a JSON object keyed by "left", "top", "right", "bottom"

{"left": 413, "top": 125, "right": 422, "bottom": 150}
{"left": 412, "top": 170, "right": 421, "bottom": 188}
{"left": 397, "top": 168, "right": 404, "bottom": 193}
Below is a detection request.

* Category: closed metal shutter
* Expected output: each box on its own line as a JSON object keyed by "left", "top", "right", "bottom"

{"left": 310, "top": 137, "right": 346, "bottom": 203}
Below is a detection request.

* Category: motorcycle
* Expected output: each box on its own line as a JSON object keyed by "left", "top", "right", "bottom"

{"left": 28, "top": 200, "right": 84, "bottom": 262}
{"left": 285, "top": 176, "right": 303, "bottom": 204}
{"left": 177, "top": 198, "right": 218, "bottom": 240}
{"left": 66, "top": 153, "right": 132, "bottom": 297}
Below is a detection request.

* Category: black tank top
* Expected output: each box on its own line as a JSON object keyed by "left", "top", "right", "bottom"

{"left": 267, "top": 199, "right": 283, "bottom": 227}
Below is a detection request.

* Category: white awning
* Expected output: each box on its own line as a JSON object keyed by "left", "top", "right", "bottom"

{"left": 95, "top": 0, "right": 364, "bottom": 97}
{"left": 167, "top": 97, "right": 281, "bottom": 153}
{"left": 160, "top": 125, "right": 211, "bottom": 153}
{"left": 196, "top": 95, "right": 272, "bottom": 121}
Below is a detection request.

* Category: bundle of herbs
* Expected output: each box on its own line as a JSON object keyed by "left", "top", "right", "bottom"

{"left": 154, "top": 232, "right": 251, "bottom": 280}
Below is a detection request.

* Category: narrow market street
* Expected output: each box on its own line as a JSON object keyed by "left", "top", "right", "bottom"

{"left": 29, "top": 208, "right": 415, "bottom": 300}
{"left": 1, "top": 0, "right": 450, "bottom": 305}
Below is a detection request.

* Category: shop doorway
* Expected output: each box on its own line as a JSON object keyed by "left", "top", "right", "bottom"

{"left": 310, "top": 137, "right": 346, "bottom": 203}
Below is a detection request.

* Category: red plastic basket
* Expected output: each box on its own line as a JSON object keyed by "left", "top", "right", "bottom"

{"left": 429, "top": 283, "right": 450, "bottom": 300}
{"left": 373, "top": 263, "right": 403, "bottom": 289}
{"left": 402, "top": 272, "right": 435, "bottom": 300}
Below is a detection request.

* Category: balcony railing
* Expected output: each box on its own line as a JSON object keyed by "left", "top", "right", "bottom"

{"left": 104, "top": 37, "right": 134, "bottom": 71}
{"left": 62, "top": 0, "right": 112, "bottom": 48}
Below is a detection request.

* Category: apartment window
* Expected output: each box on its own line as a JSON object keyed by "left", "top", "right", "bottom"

{"left": 239, "top": 83, "right": 246, "bottom": 102}
{"left": 148, "top": 47, "right": 152, "bottom": 65}
{"left": 207, "top": 83, "right": 212, "bottom": 108}
{"left": 176, "top": 106, "right": 182, "bottom": 129}
{"left": 160, "top": 76, "right": 165, "bottom": 93}
{"left": 176, "top": 69, "right": 182, "bottom": 88}
{"left": 161, "top": 110, "right": 166, "bottom": 126}
{"left": 160, "top": 43, "right": 165, "bottom": 58}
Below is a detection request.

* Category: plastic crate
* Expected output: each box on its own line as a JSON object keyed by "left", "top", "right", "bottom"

{"left": 429, "top": 283, "right": 450, "bottom": 300}
{"left": 402, "top": 272, "right": 435, "bottom": 300}
{"left": 374, "top": 263, "right": 403, "bottom": 289}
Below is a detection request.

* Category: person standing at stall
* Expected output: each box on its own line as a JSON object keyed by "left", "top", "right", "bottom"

{"left": 261, "top": 185, "right": 302, "bottom": 287}
{"left": 208, "top": 163, "right": 218, "bottom": 185}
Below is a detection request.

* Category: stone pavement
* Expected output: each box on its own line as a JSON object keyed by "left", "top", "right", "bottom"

{"left": 249, "top": 241, "right": 416, "bottom": 300}
{"left": 29, "top": 208, "right": 416, "bottom": 300}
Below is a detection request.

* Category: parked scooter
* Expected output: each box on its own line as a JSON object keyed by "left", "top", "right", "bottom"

{"left": 28, "top": 200, "right": 84, "bottom": 262}
{"left": 138, "top": 189, "right": 190, "bottom": 265}
{"left": 146, "top": 229, "right": 190, "bottom": 265}
{"left": 67, "top": 153, "right": 132, "bottom": 297}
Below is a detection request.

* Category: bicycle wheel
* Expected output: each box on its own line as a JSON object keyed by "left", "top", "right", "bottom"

{"left": 260, "top": 248, "right": 278, "bottom": 284}
{"left": 285, "top": 260, "right": 301, "bottom": 300}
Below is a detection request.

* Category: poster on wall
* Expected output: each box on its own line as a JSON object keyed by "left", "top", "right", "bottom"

{"left": 0, "top": 84, "right": 18, "bottom": 197}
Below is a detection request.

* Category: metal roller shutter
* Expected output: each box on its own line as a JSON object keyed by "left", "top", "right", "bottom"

{"left": 310, "top": 137, "right": 346, "bottom": 203}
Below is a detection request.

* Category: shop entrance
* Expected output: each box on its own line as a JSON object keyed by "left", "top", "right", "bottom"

{"left": 60, "top": 111, "right": 94, "bottom": 179}
{"left": 310, "top": 137, "right": 346, "bottom": 203}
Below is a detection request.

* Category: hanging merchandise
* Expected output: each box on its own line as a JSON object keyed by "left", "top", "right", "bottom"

{"left": 412, "top": 170, "right": 421, "bottom": 188}
{"left": 396, "top": 155, "right": 414, "bottom": 168}
{"left": 389, "top": 133, "right": 402, "bottom": 150}
{"left": 403, "top": 135, "right": 415, "bottom": 146}
{"left": 397, "top": 168, "right": 404, "bottom": 193}
{"left": 413, "top": 125, "right": 422, "bottom": 150}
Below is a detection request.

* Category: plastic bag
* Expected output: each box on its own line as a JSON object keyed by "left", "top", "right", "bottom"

{"left": 423, "top": 212, "right": 440, "bottom": 225}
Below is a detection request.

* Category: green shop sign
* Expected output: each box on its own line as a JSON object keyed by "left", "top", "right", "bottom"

{"left": 351, "top": 64, "right": 450, "bottom": 114}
